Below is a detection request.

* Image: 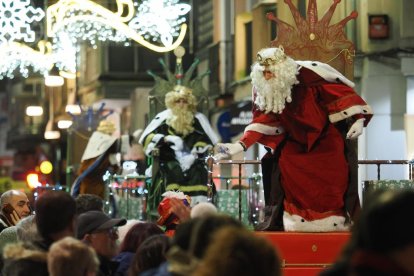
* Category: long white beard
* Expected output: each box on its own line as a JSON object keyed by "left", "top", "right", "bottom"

{"left": 251, "top": 59, "right": 299, "bottom": 114}
{"left": 167, "top": 107, "right": 195, "bottom": 136}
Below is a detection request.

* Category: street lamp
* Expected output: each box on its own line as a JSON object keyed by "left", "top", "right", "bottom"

{"left": 45, "top": 65, "right": 64, "bottom": 87}
{"left": 26, "top": 106, "right": 44, "bottom": 116}
{"left": 44, "top": 65, "right": 63, "bottom": 139}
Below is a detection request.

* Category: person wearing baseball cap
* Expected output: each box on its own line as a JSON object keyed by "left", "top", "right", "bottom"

{"left": 77, "top": 210, "right": 127, "bottom": 276}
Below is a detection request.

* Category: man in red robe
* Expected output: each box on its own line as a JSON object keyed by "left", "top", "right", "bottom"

{"left": 216, "top": 46, "right": 373, "bottom": 232}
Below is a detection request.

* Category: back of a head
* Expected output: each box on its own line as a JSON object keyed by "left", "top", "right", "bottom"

{"left": 172, "top": 214, "right": 243, "bottom": 259}
{"left": 119, "top": 222, "right": 164, "bottom": 253}
{"left": 35, "top": 191, "right": 76, "bottom": 241}
{"left": 2, "top": 243, "right": 48, "bottom": 276}
{"left": 48, "top": 236, "right": 99, "bottom": 276}
{"left": 75, "top": 194, "right": 104, "bottom": 215}
{"left": 128, "top": 234, "right": 170, "bottom": 276}
{"left": 190, "top": 202, "right": 217, "bottom": 219}
{"left": 194, "top": 226, "right": 281, "bottom": 276}
{"left": 166, "top": 215, "right": 243, "bottom": 276}
{"left": 0, "top": 226, "right": 17, "bottom": 253}
{"left": 16, "top": 214, "right": 40, "bottom": 243}
{"left": 356, "top": 189, "right": 414, "bottom": 253}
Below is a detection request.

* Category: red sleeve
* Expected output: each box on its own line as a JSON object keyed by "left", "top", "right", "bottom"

{"left": 238, "top": 87, "right": 286, "bottom": 150}
{"left": 320, "top": 83, "right": 373, "bottom": 126}
{"left": 240, "top": 131, "right": 285, "bottom": 150}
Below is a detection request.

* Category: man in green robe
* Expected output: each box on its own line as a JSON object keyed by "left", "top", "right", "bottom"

{"left": 139, "top": 85, "right": 219, "bottom": 217}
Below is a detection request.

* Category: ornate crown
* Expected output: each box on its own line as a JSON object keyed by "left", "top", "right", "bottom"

{"left": 172, "top": 85, "right": 193, "bottom": 96}
{"left": 257, "top": 46, "right": 286, "bottom": 66}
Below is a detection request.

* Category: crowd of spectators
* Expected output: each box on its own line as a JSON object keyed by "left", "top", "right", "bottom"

{"left": 1, "top": 188, "right": 412, "bottom": 276}
{"left": 0, "top": 190, "right": 280, "bottom": 276}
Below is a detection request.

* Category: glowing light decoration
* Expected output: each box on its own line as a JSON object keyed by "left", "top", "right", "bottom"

{"left": 50, "top": 31, "right": 78, "bottom": 74}
{"left": 129, "top": 0, "right": 191, "bottom": 47}
{"left": 0, "top": 0, "right": 45, "bottom": 43}
{"left": 0, "top": 0, "right": 190, "bottom": 79}
{"left": 47, "top": 0, "right": 189, "bottom": 53}
{"left": 0, "top": 1, "right": 52, "bottom": 79}
{"left": 0, "top": 41, "right": 54, "bottom": 79}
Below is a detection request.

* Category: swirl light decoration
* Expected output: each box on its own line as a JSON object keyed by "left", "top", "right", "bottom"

{"left": 0, "top": 0, "right": 191, "bottom": 79}
{"left": 46, "top": 0, "right": 189, "bottom": 53}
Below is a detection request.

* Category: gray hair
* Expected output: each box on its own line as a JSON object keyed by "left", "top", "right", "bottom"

{"left": 16, "top": 215, "right": 40, "bottom": 243}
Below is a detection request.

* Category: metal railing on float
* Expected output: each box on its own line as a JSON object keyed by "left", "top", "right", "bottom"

{"left": 103, "top": 173, "right": 149, "bottom": 220}
{"left": 358, "top": 160, "right": 414, "bottom": 203}
{"left": 357, "top": 159, "right": 414, "bottom": 180}
{"left": 206, "top": 157, "right": 263, "bottom": 226}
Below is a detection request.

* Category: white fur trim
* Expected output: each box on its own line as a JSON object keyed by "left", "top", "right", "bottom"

{"left": 329, "top": 105, "right": 373, "bottom": 123}
{"left": 144, "top": 133, "right": 165, "bottom": 156}
{"left": 191, "top": 145, "right": 212, "bottom": 155}
{"left": 177, "top": 153, "right": 196, "bottom": 171}
{"left": 283, "top": 212, "right": 349, "bottom": 232}
{"left": 296, "top": 61, "right": 355, "bottom": 88}
{"left": 139, "top": 109, "right": 219, "bottom": 145}
{"left": 195, "top": 113, "right": 220, "bottom": 144}
{"left": 139, "top": 110, "right": 171, "bottom": 144}
{"left": 245, "top": 123, "right": 284, "bottom": 135}
{"left": 190, "top": 202, "right": 217, "bottom": 218}
{"left": 165, "top": 135, "right": 184, "bottom": 151}
{"left": 162, "top": 191, "right": 187, "bottom": 199}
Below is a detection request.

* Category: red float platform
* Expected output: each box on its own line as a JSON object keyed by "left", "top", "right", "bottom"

{"left": 256, "top": 232, "right": 351, "bottom": 276}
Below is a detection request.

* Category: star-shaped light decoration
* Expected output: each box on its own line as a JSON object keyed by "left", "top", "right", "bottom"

{"left": 129, "top": 0, "right": 191, "bottom": 47}
{"left": 0, "top": 0, "right": 45, "bottom": 43}
{"left": 0, "top": 0, "right": 53, "bottom": 79}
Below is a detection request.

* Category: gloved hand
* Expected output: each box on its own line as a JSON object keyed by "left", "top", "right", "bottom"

{"left": 164, "top": 135, "right": 184, "bottom": 151}
{"left": 145, "top": 134, "right": 165, "bottom": 156}
{"left": 346, "top": 118, "right": 365, "bottom": 139}
{"left": 214, "top": 142, "right": 244, "bottom": 160}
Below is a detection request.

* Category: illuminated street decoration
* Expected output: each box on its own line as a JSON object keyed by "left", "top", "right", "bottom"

{"left": 0, "top": 0, "right": 52, "bottom": 78}
{"left": 47, "top": 0, "right": 189, "bottom": 52}
{"left": 129, "top": 0, "right": 191, "bottom": 47}
{"left": 0, "top": 0, "right": 45, "bottom": 43}
{"left": 0, "top": 41, "right": 53, "bottom": 79}
{"left": 0, "top": 0, "right": 190, "bottom": 79}
{"left": 50, "top": 31, "right": 78, "bottom": 74}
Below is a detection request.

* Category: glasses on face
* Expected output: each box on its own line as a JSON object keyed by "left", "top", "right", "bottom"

{"left": 92, "top": 227, "right": 118, "bottom": 237}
